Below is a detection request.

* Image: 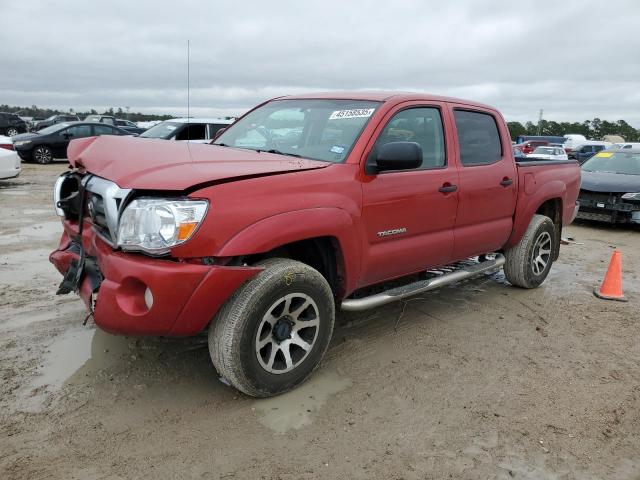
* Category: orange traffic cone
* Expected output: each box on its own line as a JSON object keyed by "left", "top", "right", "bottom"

{"left": 594, "top": 250, "right": 627, "bottom": 302}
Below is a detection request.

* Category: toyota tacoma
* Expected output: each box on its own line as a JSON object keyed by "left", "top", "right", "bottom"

{"left": 50, "top": 92, "right": 581, "bottom": 397}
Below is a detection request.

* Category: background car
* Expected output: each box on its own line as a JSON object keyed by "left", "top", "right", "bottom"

{"left": 84, "top": 114, "right": 121, "bottom": 125}
{"left": 138, "top": 117, "right": 234, "bottom": 143}
{"left": 34, "top": 114, "right": 80, "bottom": 131}
{"left": 115, "top": 119, "right": 147, "bottom": 135}
{"left": 0, "top": 135, "right": 21, "bottom": 179}
{"left": 515, "top": 135, "right": 566, "bottom": 145}
{"left": 576, "top": 148, "right": 640, "bottom": 224}
{"left": 12, "top": 122, "right": 133, "bottom": 164}
{"left": 0, "top": 112, "right": 28, "bottom": 137}
{"left": 513, "top": 146, "right": 527, "bottom": 160}
{"left": 526, "top": 146, "right": 569, "bottom": 160}
{"left": 568, "top": 141, "right": 611, "bottom": 163}
{"left": 562, "top": 134, "right": 587, "bottom": 153}
{"left": 612, "top": 142, "right": 640, "bottom": 150}
{"left": 517, "top": 139, "right": 549, "bottom": 154}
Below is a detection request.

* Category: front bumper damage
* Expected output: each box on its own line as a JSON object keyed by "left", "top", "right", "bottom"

{"left": 49, "top": 171, "right": 262, "bottom": 336}
{"left": 50, "top": 221, "right": 262, "bottom": 337}
{"left": 576, "top": 191, "right": 640, "bottom": 224}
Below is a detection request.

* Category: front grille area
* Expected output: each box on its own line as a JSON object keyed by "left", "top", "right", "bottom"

{"left": 84, "top": 176, "right": 132, "bottom": 247}
{"left": 87, "top": 192, "right": 111, "bottom": 241}
{"left": 578, "top": 190, "right": 636, "bottom": 212}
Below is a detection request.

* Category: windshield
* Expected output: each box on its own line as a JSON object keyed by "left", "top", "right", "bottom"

{"left": 38, "top": 123, "right": 71, "bottom": 135}
{"left": 214, "top": 99, "right": 381, "bottom": 162}
{"left": 139, "top": 121, "right": 182, "bottom": 139}
{"left": 582, "top": 151, "right": 640, "bottom": 175}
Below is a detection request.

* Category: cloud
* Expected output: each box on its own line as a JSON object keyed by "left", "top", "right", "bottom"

{"left": 1, "top": 0, "right": 639, "bottom": 125}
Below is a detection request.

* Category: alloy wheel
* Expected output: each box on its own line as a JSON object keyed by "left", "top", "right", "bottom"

{"left": 255, "top": 293, "right": 320, "bottom": 374}
{"left": 531, "top": 231, "right": 552, "bottom": 275}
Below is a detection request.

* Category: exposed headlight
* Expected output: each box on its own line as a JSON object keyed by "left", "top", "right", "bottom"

{"left": 117, "top": 198, "right": 208, "bottom": 254}
{"left": 13, "top": 140, "right": 31, "bottom": 147}
{"left": 621, "top": 192, "right": 640, "bottom": 201}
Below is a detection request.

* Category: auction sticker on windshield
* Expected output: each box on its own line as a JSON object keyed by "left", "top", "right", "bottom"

{"left": 329, "top": 108, "right": 375, "bottom": 120}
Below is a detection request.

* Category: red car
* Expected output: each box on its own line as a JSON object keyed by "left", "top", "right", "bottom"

{"left": 50, "top": 92, "right": 581, "bottom": 396}
{"left": 517, "top": 139, "right": 550, "bottom": 154}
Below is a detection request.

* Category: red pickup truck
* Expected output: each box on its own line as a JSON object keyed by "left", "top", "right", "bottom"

{"left": 50, "top": 92, "right": 580, "bottom": 397}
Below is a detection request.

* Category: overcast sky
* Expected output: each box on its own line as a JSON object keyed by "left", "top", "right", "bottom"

{"left": 2, "top": 0, "right": 639, "bottom": 125}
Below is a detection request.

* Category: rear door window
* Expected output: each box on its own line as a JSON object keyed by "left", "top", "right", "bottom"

{"left": 64, "top": 125, "right": 92, "bottom": 138}
{"left": 93, "top": 125, "right": 118, "bottom": 136}
{"left": 454, "top": 110, "right": 503, "bottom": 166}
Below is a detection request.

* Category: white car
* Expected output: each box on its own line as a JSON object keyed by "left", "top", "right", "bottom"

{"left": 612, "top": 142, "right": 640, "bottom": 150}
{"left": 527, "top": 146, "right": 568, "bottom": 160}
{"left": 0, "top": 135, "right": 21, "bottom": 179}
{"left": 562, "top": 134, "right": 587, "bottom": 152}
{"left": 138, "top": 117, "right": 235, "bottom": 144}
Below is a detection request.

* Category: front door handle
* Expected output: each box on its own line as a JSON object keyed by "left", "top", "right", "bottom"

{"left": 500, "top": 178, "right": 514, "bottom": 187}
{"left": 438, "top": 183, "right": 458, "bottom": 193}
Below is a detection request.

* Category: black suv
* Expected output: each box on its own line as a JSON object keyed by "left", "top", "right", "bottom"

{"left": 34, "top": 115, "right": 81, "bottom": 131}
{"left": 0, "top": 112, "right": 28, "bottom": 137}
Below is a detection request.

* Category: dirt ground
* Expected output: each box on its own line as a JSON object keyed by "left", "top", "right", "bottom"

{"left": 1, "top": 163, "right": 639, "bottom": 479}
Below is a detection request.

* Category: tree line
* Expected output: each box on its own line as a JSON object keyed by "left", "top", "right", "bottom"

{"left": 0, "top": 105, "right": 173, "bottom": 123}
{"left": 507, "top": 118, "right": 640, "bottom": 142}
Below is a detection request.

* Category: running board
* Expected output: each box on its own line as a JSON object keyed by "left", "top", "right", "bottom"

{"left": 341, "top": 254, "right": 505, "bottom": 312}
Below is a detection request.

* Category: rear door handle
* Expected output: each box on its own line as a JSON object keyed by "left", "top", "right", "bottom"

{"left": 500, "top": 178, "right": 514, "bottom": 187}
{"left": 438, "top": 184, "right": 458, "bottom": 193}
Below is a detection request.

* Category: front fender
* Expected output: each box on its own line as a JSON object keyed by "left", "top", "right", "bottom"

{"left": 217, "top": 207, "right": 361, "bottom": 294}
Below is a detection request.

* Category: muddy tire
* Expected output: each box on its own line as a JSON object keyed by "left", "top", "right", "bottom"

{"left": 503, "top": 214, "right": 555, "bottom": 289}
{"left": 209, "top": 258, "right": 335, "bottom": 397}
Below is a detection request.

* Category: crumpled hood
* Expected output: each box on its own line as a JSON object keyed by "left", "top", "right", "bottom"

{"left": 581, "top": 170, "right": 640, "bottom": 193}
{"left": 67, "top": 135, "right": 330, "bottom": 190}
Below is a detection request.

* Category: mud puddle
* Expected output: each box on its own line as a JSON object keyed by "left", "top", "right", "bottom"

{"left": 32, "top": 327, "right": 131, "bottom": 390}
{"left": 16, "top": 327, "right": 132, "bottom": 412}
{"left": 253, "top": 370, "right": 352, "bottom": 433}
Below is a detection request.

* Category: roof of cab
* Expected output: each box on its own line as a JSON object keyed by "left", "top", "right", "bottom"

{"left": 278, "top": 90, "right": 496, "bottom": 110}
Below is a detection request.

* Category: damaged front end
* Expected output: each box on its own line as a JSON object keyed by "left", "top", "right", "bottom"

{"left": 51, "top": 171, "right": 125, "bottom": 313}
{"left": 49, "top": 171, "right": 262, "bottom": 336}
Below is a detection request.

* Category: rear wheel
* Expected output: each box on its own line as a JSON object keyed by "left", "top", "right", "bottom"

{"left": 6, "top": 127, "right": 19, "bottom": 137}
{"left": 503, "top": 214, "right": 555, "bottom": 288}
{"left": 32, "top": 145, "right": 53, "bottom": 164}
{"left": 209, "top": 258, "right": 335, "bottom": 397}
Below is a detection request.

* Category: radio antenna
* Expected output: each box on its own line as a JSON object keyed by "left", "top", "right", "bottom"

{"left": 186, "top": 39, "right": 193, "bottom": 161}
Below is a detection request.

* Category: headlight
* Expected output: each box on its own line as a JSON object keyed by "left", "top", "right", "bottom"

{"left": 13, "top": 140, "right": 31, "bottom": 147}
{"left": 117, "top": 198, "right": 208, "bottom": 254}
{"left": 621, "top": 192, "right": 640, "bottom": 201}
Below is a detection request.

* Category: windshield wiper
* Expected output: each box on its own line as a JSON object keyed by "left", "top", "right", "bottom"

{"left": 256, "top": 148, "right": 301, "bottom": 158}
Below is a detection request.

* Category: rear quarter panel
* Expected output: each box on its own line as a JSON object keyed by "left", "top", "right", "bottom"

{"left": 506, "top": 161, "right": 581, "bottom": 248}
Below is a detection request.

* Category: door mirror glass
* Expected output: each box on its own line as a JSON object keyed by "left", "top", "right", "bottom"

{"left": 375, "top": 141, "right": 422, "bottom": 171}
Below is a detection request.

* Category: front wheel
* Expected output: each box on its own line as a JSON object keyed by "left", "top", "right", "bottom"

{"left": 503, "top": 214, "right": 556, "bottom": 288}
{"left": 6, "top": 127, "right": 19, "bottom": 137}
{"left": 32, "top": 145, "right": 53, "bottom": 164}
{"left": 209, "top": 258, "right": 335, "bottom": 397}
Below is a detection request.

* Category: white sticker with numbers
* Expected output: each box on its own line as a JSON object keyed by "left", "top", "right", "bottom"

{"left": 329, "top": 108, "right": 375, "bottom": 120}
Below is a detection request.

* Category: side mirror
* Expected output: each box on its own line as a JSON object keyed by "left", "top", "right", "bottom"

{"left": 213, "top": 127, "right": 227, "bottom": 141}
{"left": 373, "top": 141, "right": 422, "bottom": 173}
{"left": 63, "top": 132, "right": 74, "bottom": 139}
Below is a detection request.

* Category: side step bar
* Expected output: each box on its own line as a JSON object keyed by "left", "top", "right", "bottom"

{"left": 341, "top": 254, "right": 505, "bottom": 312}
